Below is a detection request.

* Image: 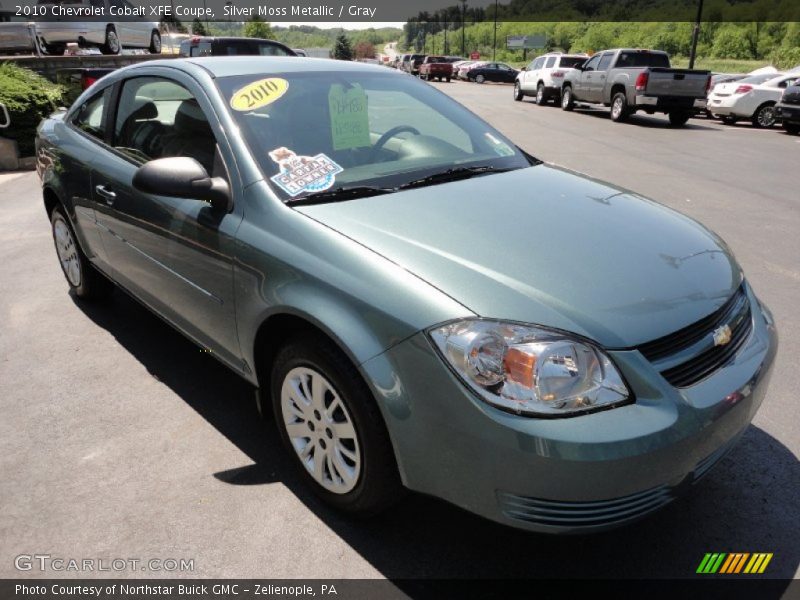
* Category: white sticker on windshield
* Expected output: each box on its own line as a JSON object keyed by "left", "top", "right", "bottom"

{"left": 268, "top": 147, "right": 344, "bottom": 197}
{"left": 484, "top": 132, "right": 515, "bottom": 157}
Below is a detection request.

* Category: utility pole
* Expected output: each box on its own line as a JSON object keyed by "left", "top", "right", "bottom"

{"left": 460, "top": 0, "right": 467, "bottom": 57}
{"left": 444, "top": 14, "right": 448, "bottom": 55}
{"left": 688, "top": 0, "right": 704, "bottom": 69}
{"left": 492, "top": 0, "right": 498, "bottom": 61}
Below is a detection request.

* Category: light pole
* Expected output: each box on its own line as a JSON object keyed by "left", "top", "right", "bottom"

{"left": 492, "top": 0, "right": 498, "bottom": 61}
{"left": 443, "top": 14, "right": 448, "bottom": 55}
{"left": 460, "top": 0, "right": 467, "bottom": 57}
{"left": 688, "top": 0, "right": 704, "bottom": 69}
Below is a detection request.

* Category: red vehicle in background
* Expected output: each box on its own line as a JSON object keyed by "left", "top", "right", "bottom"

{"left": 418, "top": 56, "right": 465, "bottom": 82}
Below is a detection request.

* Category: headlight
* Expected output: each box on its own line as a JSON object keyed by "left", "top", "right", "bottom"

{"left": 429, "top": 319, "right": 630, "bottom": 417}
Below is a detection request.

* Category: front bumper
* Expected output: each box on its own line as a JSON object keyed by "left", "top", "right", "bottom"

{"left": 362, "top": 283, "right": 778, "bottom": 533}
{"left": 776, "top": 104, "right": 800, "bottom": 125}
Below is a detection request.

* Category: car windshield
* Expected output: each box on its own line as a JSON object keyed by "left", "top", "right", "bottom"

{"left": 616, "top": 51, "right": 670, "bottom": 68}
{"left": 217, "top": 70, "right": 533, "bottom": 202}
{"left": 738, "top": 73, "right": 780, "bottom": 85}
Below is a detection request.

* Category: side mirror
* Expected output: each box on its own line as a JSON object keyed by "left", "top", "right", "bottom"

{"left": 520, "top": 66, "right": 528, "bottom": 71}
{"left": 132, "top": 157, "right": 232, "bottom": 212}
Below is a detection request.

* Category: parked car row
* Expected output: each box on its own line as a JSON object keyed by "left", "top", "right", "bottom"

{"left": 707, "top": 70, "right": 800, "bottom": 130}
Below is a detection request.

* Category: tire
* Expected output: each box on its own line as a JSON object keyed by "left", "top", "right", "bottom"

{"left": 513, "top": 81, "right": 523, "bottom": 101}
{"left": 752, "top": 103, "right": 776, "bottom": 128}
{"left": 535, "top": 83, "right": 546, "bottom": 105}
{"left": 668, "top": 111, "right": 691, "bottom": 127}
{"left": 783, "top": 122, "right": 800, "bottom": 135}
{"left": 475, "top": 74, "right": 485, "bottom": 84}
{"left": 271, "top": 333, "right": 403, "bottom": 515}
{"left": 51, "top": 206, "right": 114, "bottom": 300}
{"left": 445, "top": 77, "right": 451, "bottom": 83}
{"left": 148, "top": 30, "right": 161, "bottom": 54}
{"left": 610, "top": 91, "right": 630, "bottom": 122}
{"left": 43, "top": 42, "right": 66, "bottom": 56}
{"left": 561, "top": 86, "right": 574, "bottom": 111}
{"left": 720, "top": 115, "right": 737, "bottom": 125}
{"left": 101, "top": 25, "right": 121, "bottom": 55}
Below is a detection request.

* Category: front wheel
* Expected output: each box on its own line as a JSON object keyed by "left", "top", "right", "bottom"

{"left": 668, "top": 111, "right": 691, "bottom": 127}
{"left": 513, "top": 81, "right": 523, "bottom": 101}
{"left": 475, "top": 74, "right": 485, "bottom": 84}
{"left": 51, "top": 206, "right": 114, "bottom": 300}
{"left": 101, "top": 25, "right": 121, "bottom": 55}
{"left": 271, "top": 333, "right": 403, "bottom": 514}
{"left": 149, "top": 30, "right": 161, "bottom": 54}
{"left": 561, "top": 86, "right": 574, "bottom": 111}
{"left": 610, "top": 92, "right": 630, "bottom": 122}
{"left": 752, "top": 104, "right": 776, "bottom": 128}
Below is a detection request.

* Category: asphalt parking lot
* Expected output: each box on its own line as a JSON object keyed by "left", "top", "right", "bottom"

{"left": 1, "top": 79, "right": 798, "bottom": 585}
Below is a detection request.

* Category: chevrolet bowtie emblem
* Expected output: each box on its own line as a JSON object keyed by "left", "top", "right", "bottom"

{"left": 713, "top": 324, "right": 733, "bottom": 346}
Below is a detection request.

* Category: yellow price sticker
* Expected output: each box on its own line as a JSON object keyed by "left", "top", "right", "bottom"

{"left": 230, "top": 78, "right": 289, "bottom": 111}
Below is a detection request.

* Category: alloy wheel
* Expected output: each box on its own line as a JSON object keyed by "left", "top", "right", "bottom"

{"left": 106, "top": 29, "right": 120, "bottom": 54}
{"left": 757, "top": 106, "right": 776, "bottom": 128}
{"left": 280, "top": 367, "right": 361, "bottom": 494}
{"left": 53, "top": 218, "right": 81, "bottom": 287}
{"left": 612, "top": 97, "right": 624, "bottom": 119}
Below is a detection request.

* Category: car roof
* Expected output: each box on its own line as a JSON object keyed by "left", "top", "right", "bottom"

{"left": 139, "top": 56, "right": 390, "bottom": 78}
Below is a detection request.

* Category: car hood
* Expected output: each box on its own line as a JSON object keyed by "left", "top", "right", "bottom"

{"left": 296, "top": 165, "right": 742, "bottom": 348}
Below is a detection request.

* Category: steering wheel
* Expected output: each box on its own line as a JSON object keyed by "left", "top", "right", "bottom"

{"left": 370, "top": 125, "right": 421, "bottom": 161}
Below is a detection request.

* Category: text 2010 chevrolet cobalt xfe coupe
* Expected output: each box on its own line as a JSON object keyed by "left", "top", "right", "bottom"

{"left": 37, "top": 57, "right": 777, "bottom": 533}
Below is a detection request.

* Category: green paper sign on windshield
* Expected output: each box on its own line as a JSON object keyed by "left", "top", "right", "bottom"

{"left": 328, "top": 84, "right": 370, "bottom": 150}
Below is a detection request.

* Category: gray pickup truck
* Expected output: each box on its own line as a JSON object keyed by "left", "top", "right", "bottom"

{"left": 561, "top": 48, "right": 711, "bottom": 126}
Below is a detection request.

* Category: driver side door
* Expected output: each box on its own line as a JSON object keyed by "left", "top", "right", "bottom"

{"left": 92, "top": 72, "right": 244, "bottom": 368}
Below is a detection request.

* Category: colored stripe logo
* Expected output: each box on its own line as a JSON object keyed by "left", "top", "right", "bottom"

{"left": 697, "top": 553, "right": 773, "bottom": 574}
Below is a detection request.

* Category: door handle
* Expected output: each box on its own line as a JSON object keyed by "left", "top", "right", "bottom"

{"left": 95, "top": 184, "right": 116, "bottom": 205}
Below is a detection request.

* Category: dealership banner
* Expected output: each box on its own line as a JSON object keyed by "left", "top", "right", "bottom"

{"left": 5, "top": 0, "right": 800, "bottom": 22}
{"left": 2, "top": 579, "right": 799, "bottom": 599}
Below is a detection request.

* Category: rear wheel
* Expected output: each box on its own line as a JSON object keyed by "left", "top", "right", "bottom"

{"left": 513, "top": 81, "right": 523, "bottom": 101}
{"left": 784, "top": 122, "right": 800, "bottom": 135}
{"left": 668, "top": 111, "right": 691, "bottom": 127}
{"left": 535, "top": 83, "right": 546, "bottom": 105}
{"left": 475, "top": 74, "right": 485, "bottom": 84}
{"left": 610, "top": 92, "right": 630, "bottom": 122}
{"left": 445, "top": 77, "right": 451, "bottom": 83}
{"left": 271, "top": 333, "right": 403, "bottom": 515}
{"left": 51, "top": 206, "right": 113, "bottom": 300}
{"left": 752, "top": 103, "right": 776, "bottom": 128}
{"left": 561, "top": 86, "right": 574, "bottom": 111}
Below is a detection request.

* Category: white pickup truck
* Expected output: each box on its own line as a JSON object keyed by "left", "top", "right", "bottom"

{"left": 561, "top": 48, "right": 711, "bottom": 126}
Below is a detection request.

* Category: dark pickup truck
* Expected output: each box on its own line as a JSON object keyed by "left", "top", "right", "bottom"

{"left": 418, "top": 56, "right": 457, "bottom": 82}
{"left": 561, "top": 48, "right": 711, "bottom": 126}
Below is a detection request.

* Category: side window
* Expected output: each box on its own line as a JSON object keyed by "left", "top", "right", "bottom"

{"left": 526, "top": 60, "right": 536, "bottom": 70}
{"left": 71, "top": 86, "right": 111, "bottom": 141}
{"left": 597, "top": 53, "right": 613, "bottom": 71}
{"left": 533, "top": 57, "right": 543, "bottom": 70}
{"left": 583, "top": 55, "right": 601, "bottom": 72}
{"left": 113, "top": 76, "right": 217, "bottom": 174}
{"left": 545, "top": 56, "right": 556, "bottom": 68}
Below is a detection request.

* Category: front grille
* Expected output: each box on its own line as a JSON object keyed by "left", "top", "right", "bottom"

{"left": 498, "top": 485, "right": 674, "bottom": 528}
{"left": 637, "top": 286, "right": 752, "bottom": 388}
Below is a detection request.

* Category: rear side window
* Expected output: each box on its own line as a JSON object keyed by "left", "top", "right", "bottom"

{"left": 616, "top": 52, "right": 670, "bottom": 68}
{"left": 71, "top": 86, "right": 111, "bottom": 141}
{"left": 597, "top": 54, "right": 613, "bottom": 71}
{"left": 559, "top": 56, "right": 586, "bottom": 68}
{"left": 545, "top": 56, "right": 556, "bottom": 68}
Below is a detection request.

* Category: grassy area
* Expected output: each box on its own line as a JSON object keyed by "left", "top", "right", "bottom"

{"left": 671, "top": 57, "right": 771, "bottom": 73}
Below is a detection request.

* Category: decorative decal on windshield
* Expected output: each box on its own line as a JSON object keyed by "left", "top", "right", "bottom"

{"left": 268, "top": 147, "right": 343, "bottom": 197}
{"left": 230, "top": 78, "right": 289, "bottom": 112}
{"left": 328, "top": 83, "right": 370, "bottom": 150}
{"left": 484, "top": 132, "right": 515, "bottom": 157}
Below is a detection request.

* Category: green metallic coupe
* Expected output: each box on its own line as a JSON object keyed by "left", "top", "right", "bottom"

{"left": 37, "top": 57, "right": 777, "bottom": 533}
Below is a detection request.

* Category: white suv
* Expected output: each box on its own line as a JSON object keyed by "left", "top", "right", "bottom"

{"left": 514, "top": 52, "right": 587, "bottom": 105}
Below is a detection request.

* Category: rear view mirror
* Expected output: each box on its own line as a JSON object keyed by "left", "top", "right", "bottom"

{"left": 132, "top": 157, "right": 232, "bottom": 212}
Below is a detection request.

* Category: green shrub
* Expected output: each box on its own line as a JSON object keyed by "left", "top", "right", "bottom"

{"left": 0, "top": 63, "right": 65, "bottom": 157}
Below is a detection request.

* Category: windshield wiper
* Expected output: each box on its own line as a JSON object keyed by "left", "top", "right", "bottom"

{"left": 397, "top": 166, "right": 517, "bottom": 190}
{"left": 288, "top": 186, "right": 394, "bottom": 206}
